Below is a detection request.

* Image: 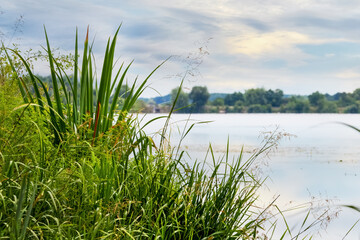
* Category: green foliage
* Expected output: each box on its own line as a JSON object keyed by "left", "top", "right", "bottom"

{"left": 208, "top": 93, "right": 227, "bottom": 101}
{"left": 247, "top": 104, "right": 272, "bottom": 113}
{"left": 142, "top": 87, "right": 360, "bottom": 113}
{"left": 0, "top": 82, "right": 282, "bottom": 240}
{"left": 5, "top": 26, "right": 163, "bottom": 145}
{"left": 318, "top": 101, "right": 338, "bottom": 113}
{"left": 352, "top": 88, "right": 360, "bottom": 100}
{"left": 1, "top": 25, "right": 335, "bottom": 239}
{"left": 0, "top": 71, "right": 22, "bottom": 118}
{"left": 337, "top": 92, "right": 356, "bottom": 107}
{"left": 281, "top": 97, "right": 310, "bottom": 113}
{"left": 189, "top": 86, "right": 210, "bottom": 113}
{"left": 307, "top": 92, "right": 338, "bottom": 113}
{"left": 308, "top": 91, "right": 325, "bottom": 106}
{"left": 211, "top": 97, "right": 225, "bottom": 106}
{"left": 1, "top": 27, "right": 279, "bottom": 239}
{"left": 344, "top": 104, "right": 359, "bottom": 113}
{"left": 224, "top": 92, "right": 244, "bottom": 106}
{"left": 0, "top": 46, "right": 57, "bottom": 120}
{"left": 171, "top": 86, "right": 189, "bottom": 113}
{"left": 265, "top": 89, "right": 283, "bottom": 107}
{"left": 234, "top": 100, "right": 244, "bottom": 112}
{"left": 245, "top": 88, "right": 267, "bottom": 106}
{"left": 243, "top": 88, "right": 283, "bottom": 109}
{"left": 131, "top": 99, "right": 149, "bottom": 112}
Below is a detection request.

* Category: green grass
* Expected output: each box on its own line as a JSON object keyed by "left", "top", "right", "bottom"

{"left": 0, "top": 27, "right": 319, "bottom": 239}
{"left": 0, "top": 105, "right": 266, "bottom": 239}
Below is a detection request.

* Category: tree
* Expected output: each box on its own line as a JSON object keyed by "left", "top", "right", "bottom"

{"left": 171, "top": 87, "right": 189, "bottom": 113}
{"left": 224, "top": 92, "right": 244, "bottom": 106}
{"left": 344, "top": 104, "right": 359, "bottom": 113}
{"left": 244, "top": 88, "right": 267, "bottom": 106}
{"left": 265, "top": 89, "right": 283, "bottom": 107}
{"left": 318, "top": 101, "right": 338, "bottom": 113}
{"left": 352, "top": 88, "right": 360, "bottom": 100}
{"left": 247, "top": 104, "right": 271, "bottom": 113}
{"left": 234, "top": 100, "right": 244, "bottom": 113}
{"left": 308, "top": 91, "right": 325, "bottom": 106}
{"left": 211, "top": 97, "right": 224, "bottom": 107}
{"left": 131, "top": 99, "right": 148, "bottom": 113}
{"left": 337, "top": 92, "right": 355, "bottom": 107}
{"left": 281, "top": 97, "right": 310, "bottom": 113}
{"left": 189, "top": 86, "right": 210, "bottom": 113}
{"left": 332, "top": 92, "right": 342, "bottom": 101}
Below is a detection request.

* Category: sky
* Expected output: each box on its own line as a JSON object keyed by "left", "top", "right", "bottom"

{"left": 1, "top": 0, "right": 360, "bottom": 97}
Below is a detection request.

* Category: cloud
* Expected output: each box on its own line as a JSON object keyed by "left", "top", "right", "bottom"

{"left": 3, "top": 0, "right": 360, "bottom": 97}
{"left": 228, "top": 31, "right": 311, "bottom": 58}
{"left": 225, "top": 29, "right": 355, "bottom": 67}
{"left": 163, "top": 7, "right": 219, "bottom": 33}
{"left": 336, "top": 69, "right": 360, "bottom": 79}
{"left": 236, "top": 18, "right": 272, "bottom": 32}
{"left": 290, "top": 16, "right": 360, "bottom": 31}
{"left": 121, "top": 22, "right": 168, "bottom": 40}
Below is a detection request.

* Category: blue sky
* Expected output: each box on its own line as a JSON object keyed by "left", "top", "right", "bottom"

{"left": 1, "top": 0, "right": 360, "bottom": 97}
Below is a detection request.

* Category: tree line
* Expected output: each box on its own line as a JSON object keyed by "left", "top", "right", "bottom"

{"left": 153, "top": 86, "right": 360, "bottom": 113}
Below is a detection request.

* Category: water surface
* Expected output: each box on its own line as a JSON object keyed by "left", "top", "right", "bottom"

{"left": 140, "top": 113, "right": 360, "bottom": 239}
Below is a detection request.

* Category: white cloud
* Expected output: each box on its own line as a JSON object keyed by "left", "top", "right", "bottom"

{"left": 228, "top": 31, "right": 310, "bottom": 57}
{"left": 225, "top": 30, "right": 354, "bottom": 68}
{"left": 336, "top": 69, "right": 360, "bottom": 79}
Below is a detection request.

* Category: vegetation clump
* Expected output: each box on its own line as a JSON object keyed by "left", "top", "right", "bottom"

{"left": 0, "top": 27, "right": 295, "bottom": 239}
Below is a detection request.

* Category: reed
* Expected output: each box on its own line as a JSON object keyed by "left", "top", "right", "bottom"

{"left": 4, "top": 25, "right": 163, "bottom": 145}
{"left": 0, "top": 109, "right": 269, "bottom": 239}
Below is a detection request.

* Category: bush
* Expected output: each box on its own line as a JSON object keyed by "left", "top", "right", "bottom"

{"left": 344, "top": 104, "right": 359, "bottom": 113}
{"left": 247, "top": 104, "right": 272, "bottom": 113}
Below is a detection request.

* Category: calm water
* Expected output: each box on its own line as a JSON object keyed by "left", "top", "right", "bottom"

{"left": 139, "top": 113, "right": 360, "bottom": 239}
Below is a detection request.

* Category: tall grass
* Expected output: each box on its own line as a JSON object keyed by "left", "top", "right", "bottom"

{"left": 0, "top": 27, "right": 318, "bottom": 239}
{"left": 4, "top": 26, "right": 163, "bottom": 145}
{"left": 0, "top": 107, "right": 270, "bottom": 239}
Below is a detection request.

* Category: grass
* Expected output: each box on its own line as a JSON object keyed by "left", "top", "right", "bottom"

{"left": 0, "top": 26, "right": 322, "bottom": 239}
{"left": 0, "top": 104, "right": 267, "bottom": 239}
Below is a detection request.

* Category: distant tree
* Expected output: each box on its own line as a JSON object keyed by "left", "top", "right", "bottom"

{"left": 332, "top": 92, "right": 342, "bottom": 101}
{"left": 131, "top": 99, "right": 148, "bottom": 113}
{"left": 189, "top": 86, "right": 210, "bottom": 113}
{"left": 337, "top": 92, "right": 355, "bottom": 107}
{"left": 211, "top": 97, "right": 224, "bottom": 107}
{"left": 352, "top": 88, "right": 360, "bottom": 100}
{"left": 247, "top": 104, "right": 271, "bottom": 113}
{"left": 224, "top": 92, "right": 244, "bottom": 106}
{"left": 324, "top": 93, "right": 335, "bottom": 101}
{"left": 281, "top": 97, "right": 310, "bottom": 113}
{"left": 308, "top": 91, "right": 325, "bottom": 106}
{"left": 244, "top": 88, "right": 267, "bottom": 106}
{"left": 318, "top": 101, "right": 338, "bottom": 113}
{"left": 344, "top": 104, "right": 359, "bottom": 113}
{"left": 171, "top": 87, "right": 189, "bottom": 113}
{"left": 233, "top": 100, "right": 244, "bottom": 113}
{"left": 265, "top": 89, "right": 283, "bottom": 107}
